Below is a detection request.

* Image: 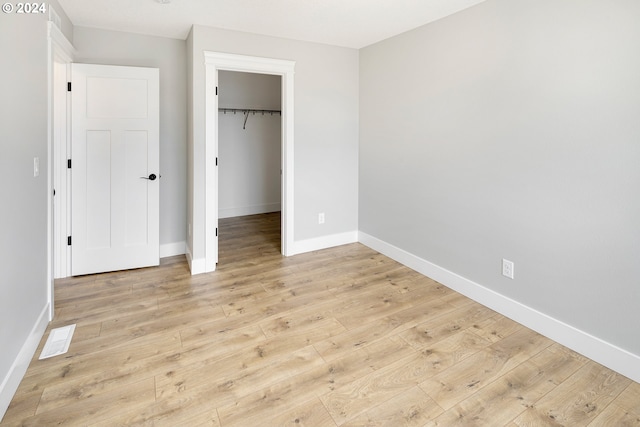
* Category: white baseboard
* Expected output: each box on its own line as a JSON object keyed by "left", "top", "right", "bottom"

{"left": 160, "top": 241, "right": 186, "bottom": 258}
{"left": 185, "top": 245, "right": 206, "bottom": 276}
{"left": 0, "top": 303, "right": 49, "bottom": 422}
{"left": 358, "top": 231, "right": 640, "bottom": 383}
{"left": 219, "top": 204, "right": 281, "bottom": 219}
{"left": 291, "top": 231, "right": 358, "bottom": 256}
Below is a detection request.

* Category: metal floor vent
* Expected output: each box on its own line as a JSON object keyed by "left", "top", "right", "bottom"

{"left": 39, "top": 324, "right": 76, "bottom": 360}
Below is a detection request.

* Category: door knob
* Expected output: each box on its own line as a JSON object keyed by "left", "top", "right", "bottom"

{"left": 141, "top": 174, "right": 157, "bottom": 181}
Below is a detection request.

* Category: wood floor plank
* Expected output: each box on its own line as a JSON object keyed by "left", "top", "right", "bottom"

{"left": 424, "top": 343, "right": 587, "bottom": 426}
{"left": 610, "top": 381, "right": 640, "bottom": 417}
{"left": 91, "top": 397, "right": 221, "bottom": 427}
{"left": 4, "top": 213, "right": 638, "bottom": 426}
{"left": 420, "top": 327, "right": 553, "bottom": 410}
{"left": 314, "top": 298, "right": 455, "bottom": 362}
{"left": 340, "top": 386, "right": 443, "bottom": 427}
{"left": 18, "top": 377, "right": 156, "bottom": 427}
{"left": 155, "top": 342, "right": 324, "bottom": 408}
{"left": 221, "top": 281, "right": 339, "bottom": 319}
{"left": 512, "top": 362, "right": 632, "bottom": 426}
{"left": 332, "top": 294, "right": 415, "bottom": 331}
{"left": 216, "top": 338, "right": 388, "bottom": 425}
{"left": 287, "top": 347, "right": 377, "bottom": 396}
{"left": 438, "top": 291, "right": 476, "bottom": 308}
{"left": 217, "top": 379, "right": 322, "bottom": 426}
{"left": 34, "top": 332, "right": 181, "bottom": 413}
{"left": 358, "top": 336, "right": 418, "bottom": 372}
{"left": 17, "top": 329, "right": 182, "bottom": 394}
{"left": 320, "top": 330, "right": 492, "bottom": 425}
{"left": 177, "top": 315, "right": 268, "bottom": 348}
{"left": 398, "top": 303, "right": 497, "bottom": 350}
{"left": 260, "top": 313, "right": 347, "bottom": 340}
{"left": 55, "top": 295, "right": 159, "bottom": 328}
{"left": 587, "top": 403, "right": 640, "bottom": 427}
{"left": 1, "top": 390, "right": 42, "bottom": 425}
{"left": 261, "top": 397, "right": 337, "bottom": 427}
{"left": 469, "top": 314, "right": 524, "bottom": 344}
{"left": 320, "top": 352, "right": 429, "bottom": 425}
{"left": 98, "top": 296, "right": 226, "bottom": 336}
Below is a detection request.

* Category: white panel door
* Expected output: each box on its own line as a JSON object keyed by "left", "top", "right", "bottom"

{"left": 71, "top": 63, "right": 159, "bottom": 276}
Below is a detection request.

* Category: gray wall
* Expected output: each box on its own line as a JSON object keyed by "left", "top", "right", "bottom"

{"left": 360, "top": 0, "right": 640, "bottom": 355}
{"left": 0, "top": 0, "right": 71, "bottom": 414}
{"left": 218, "top": 71, "right": 282, "bottom": 218}
{"left": 186, "top": 29, "right": 194, "bottom": 253}
{"left": 73, "top": 27, "right": 188, "bottom": 252}
{"left": 0, "top": 8, "right": 49, "bottom": 397}
{"left": 188, "top": 25, "right": 359, "bottom": 260}
{"left": 218, "top": 71, "right": 281, "bottom": 110}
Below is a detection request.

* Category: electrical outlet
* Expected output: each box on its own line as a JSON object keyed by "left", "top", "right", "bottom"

{"left": 318, "top": 213, "right": 325, "bottom": 224}
{"left": 502, "top": 259, "right": 514, "bottom": 279}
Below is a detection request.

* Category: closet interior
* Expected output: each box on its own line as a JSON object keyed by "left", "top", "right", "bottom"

{"left": 217, "top": 70, "right": 283, "bottom": 247}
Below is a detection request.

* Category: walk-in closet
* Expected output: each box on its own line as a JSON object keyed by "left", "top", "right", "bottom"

{"left": 217, "top": 71, "right": 283, "bottom": 254}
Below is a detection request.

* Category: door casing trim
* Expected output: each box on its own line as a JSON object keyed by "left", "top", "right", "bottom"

{"left": 204, "top": 51, "right": 296, "bottom": 272}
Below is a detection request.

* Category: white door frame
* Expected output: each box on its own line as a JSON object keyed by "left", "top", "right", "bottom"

{"left": 48, "top": 21, "right": 75, "bottom": 317}
{"left": 204, "top": 52, "right": 295, "bottom": 272}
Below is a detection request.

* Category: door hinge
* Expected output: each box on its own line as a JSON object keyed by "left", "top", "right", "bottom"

{"left": 215, "top": 86, "right": 218, "bottom": 96}
{"left": 215, "top": 228, "right": 218, "bottom": 237}
{"left": 67, "top": 82, "right": 71, "bottom": 92}
{"left": 67, "top": 236, "right": 72, "bottom": 246}
{"left": 216, "top": 157, "right": 218, "bottom": 166}
{"left": 67, "top": 159, "right": 71, "bottom": 169}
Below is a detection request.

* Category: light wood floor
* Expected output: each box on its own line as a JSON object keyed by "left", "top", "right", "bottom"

{"left": 3, "top": 213, "right": 639, "bottom": 426}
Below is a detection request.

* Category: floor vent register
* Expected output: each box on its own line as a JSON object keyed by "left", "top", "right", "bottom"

{"left": 39, "top": 324, "right": 76, "bottom": 360}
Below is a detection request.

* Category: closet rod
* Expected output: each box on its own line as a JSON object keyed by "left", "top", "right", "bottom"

{"left": 218, "top": 108, "right": 281, "bottom": 115}
{"left": 218, "top": 108, "right": 282, "bottom": 129}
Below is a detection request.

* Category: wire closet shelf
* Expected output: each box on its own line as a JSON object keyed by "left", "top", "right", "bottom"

{"left": 218, "top": 107, "right": 282, "bottom": 129}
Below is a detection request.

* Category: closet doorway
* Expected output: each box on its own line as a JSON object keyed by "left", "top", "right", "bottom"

{"left": 204, "top": 51, "right": 295, "bottom": 272}
{"left": 218, "top": 71, "right": 282, "bottom": 257}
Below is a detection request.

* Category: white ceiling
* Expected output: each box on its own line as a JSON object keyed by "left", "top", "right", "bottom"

{"left": 57, "top": 0, "right": 486, "bottom": 49}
